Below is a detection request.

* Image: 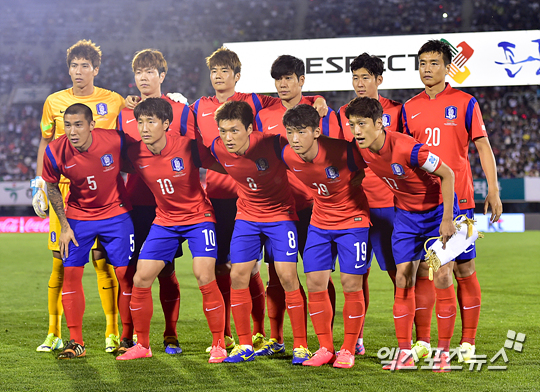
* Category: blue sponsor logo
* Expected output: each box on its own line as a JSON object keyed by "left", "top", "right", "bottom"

{"left": 445, "top": 106, "right": 457, "bottom": 120}
{"left": 325, "top": 166, "right": 339, "bottom": 179}
{"left": 171, "top": 157, "right": 184, "bottom": 172}
{"left": 428, "top": 154, "right": 438, "bottom": 166}
{"left": 101, "top": 154, "right": 114, "bottom": 167}
{"left": 255, "top": 158, "right": 269, "bottom": 171}
{"left": 391, "top": 163, "right": 405, "bottom": 176}
{"left": 382, "top": 114, "right": 391, "bottom": 127}
{"left": 96, "top": 103, "right": 108, "bottom": 116}
{"left": 51, "top": 231, "right": 56, "bottom": 243}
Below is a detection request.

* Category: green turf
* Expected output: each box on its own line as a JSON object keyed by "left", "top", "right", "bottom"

{"left": 0, "top": 232, "right": 539, "bottom": 391}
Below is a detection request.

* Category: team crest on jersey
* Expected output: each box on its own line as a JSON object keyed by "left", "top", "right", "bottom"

{"left": 325, "top": 166, "right": 339, "bottom": 179}
{"left": 96, "top": 103, "right": 108, "bottom": 116}
{"left": 255, "top": 158, "right": 269, "bottom": 171}
{"left": 101, "top": 154, "right": 114, "bottom": 167}
{"left": 445, "top": 106, "right": 457, "bottom": 120}
{"left": 382, "top": 114, "right": 391, "bottom": 127}
{"left": 171, "top": 157, "right": 184, "bottom": 172}
{"left": 391, "top": 163, "right": 405, "bottom": 176}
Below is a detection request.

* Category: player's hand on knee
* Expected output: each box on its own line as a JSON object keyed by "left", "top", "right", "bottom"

{"left": 166, "top": 92, "right": 188, "bottom": 104}
{"left": 59, "top": 227, "right": 78, "bottom": 260}
{"left": 30, "top": 176, "right": 48, "bottom": 218}
{"left": 125, "top": 95, "right": 141, "bottom": 109}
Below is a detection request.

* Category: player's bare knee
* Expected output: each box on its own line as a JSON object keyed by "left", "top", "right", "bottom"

{"left": 341, "top": 274, "right": 363, "bottom": 293}
{"left": 453, "top": 258, "right": 475, "bottom": 278}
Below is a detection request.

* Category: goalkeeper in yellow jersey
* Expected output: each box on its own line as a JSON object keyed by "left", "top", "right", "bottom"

{"left": 31, "top": 39, "right": 125, "bottom": 353}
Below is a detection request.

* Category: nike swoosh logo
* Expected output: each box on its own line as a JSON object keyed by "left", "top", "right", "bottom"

{"left": 127, "top": 119, "right": 136, "bottom": 123}
{"left": 202, "top": 112, "right": 213, "bottom": 117}
{"left": 411, "top": 113, "right": 421, "bottom": 119}
{"left": 293, "top": 168, "right": 302, "bottom": 172}
{"left": 139, "top": 165, "right": 150, "bottom": 169}
{"left": 224, "top": 163, "right": 234, "bottom": 167}
{"left": 437, "top": 313, "right": 456, "bottom": 319}
{"left": 61, "top": 291, "right": 76, "bottom": 295}
{"left": 65, "top": 164, "right": 76, "bottom": 169}
{"left": 393, "top": 314, "right": 408, "bottom": 319}
{"left": 252, "top": 292, "right": 264, "bottom": 299}
{"left": 463, "top": 305, "right": 480, "bottom": 310}
{"left": 288, "top": 305, "right": 302, "bottom": 309}
{"left": 205, "top": 305, "right": 223, "bottom": 312}
{"left": 60, "top": 110, "right": 65, "bottom": 113}
{"left": 164, "top": 298, "right": 180, "bottom": 302}
{"left": 122, "top": 292, "right": 132, "bottom": 296}
{"left": 309, "top": 310, "right": 324, "bottom": 316}
{"left": 286, "top": 251, "right": 297, "bottom": 256}
{"left": 463, "top": 247, "right": 474, "bottom": 253}
{"left": 349, "top": 314, "right": 364, "bottom": 319}
{"left": 415, "top": 307, "right": 427, "bottom": 310}
{"left": 102, "top": 286, "right": 116, "bottom": 290}
{"left": 268, "top": 125, "right": 279, "bottom": 130}
{"left": 130, "top": 306, "right": 143, "bottom": 311}
{"left": 231, "top": 303, "right": 242, "bottom": 307}
{"left": 354, "top": 263, "right": 365, "bottom": 269}
{"left": 205, "top": 247, "right": 215, "bottom": 251}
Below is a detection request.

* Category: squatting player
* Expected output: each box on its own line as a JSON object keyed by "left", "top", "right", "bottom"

{"left": 211, "top": 101, "right": 310, "bottom": 364}
{"left": 41, "top": 103, "right": 134, "bottom": 359}
{"left": 282, "top": 104, "right": 370, "bottom": 369}
{"left": 32, "top": 40, "right": 125, "bottom": 353}
{"left": 118, "top": 48, "right": 196, "bottom": 354}
{"left": 117, "top": 98, "right": 227, "bottom": 363}
{"left": 347, "top": 97, "right": 458, "bottom": 372}
{"left": 403, "top": 40, "right": 503, "bottom": 362}
{"left": 337, "top": 53, "right": 401, "bottom": 355}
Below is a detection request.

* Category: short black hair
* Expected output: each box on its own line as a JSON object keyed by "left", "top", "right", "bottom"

{"left": 350, "top": 53, "right": 384, "bottom": 77}
{"left": 282, "top": 104, "right": 320, "bottom": 130}
{"left": 271, "top": 55, "right": 305, "bottom": 80}
{"left": 64, "top": 103, "right": 93, "bottom": 124}
{"left": 214, "top": 100, "right": 253, "bottom": 130}
{"left": 418, "top": 40, "right": 453, "bottom": 66}
{"left": 345, "top": 97, "right": 383, "bottom": 125}
{"left": 133, "top": 97, "right": 173, "bottom": 126}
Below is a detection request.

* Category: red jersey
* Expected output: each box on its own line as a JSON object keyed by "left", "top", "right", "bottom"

{"left": 127, "top": 133, "right": 215, "bottom": 227}
{"left": 119, "top": 95, "right": 197, "bottom": 206}
{"left": 282, "top": 137, "right": 370, "bottom": 230}
{"left": 402, "top": 83, "right": 487, "bottom": 209}
{"left": 42, "top": 129, "right": 131, "bottom": 220}
{"left": 338, "top": 95, "right": 402, "bottom": 209}
{"left": 192, "top": 92, "right": 318, "bottom": 199}
{"left": 210, "top": 131, "right": 297, "bottom": 222}
{"left": 358, "top": 131, "right": 443, "bottom": 212}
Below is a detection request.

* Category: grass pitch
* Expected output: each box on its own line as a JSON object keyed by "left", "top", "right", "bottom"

{"left": 0, "top": 232, "right": 539, "bottom": 392}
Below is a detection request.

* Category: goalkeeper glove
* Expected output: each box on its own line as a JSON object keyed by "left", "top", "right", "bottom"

{"left": 166, "top": 92, "right": 189, "bottom": 104}
{"left": 30, "top": 176, "right": 48, "bottom": 218}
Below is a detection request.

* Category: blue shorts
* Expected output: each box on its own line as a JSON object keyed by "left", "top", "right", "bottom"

{"left": 231, "top": 220, "right": 298, "bottom": 263}
{"left": 367, "top": 207, "right": 396, "bottom": 271}
{"left": 210, "top": 198, "right": 237, "bottom": 266}
{"left": 64, "top": 212, "right": 134, "bottom": 268}
{"left": 131, "top": 206, "right": 182, "bottom": 263}
{"left": 139, "top": 222, "right": 218, "bottom": 262}
{"left": 303, "top": 225, "right": 370, "bottom": 275}
{"left": 392, "top": 196, "right": 459, "bottom": 265}
{"left": 455, "top": 208, "right": 476, "bottom": 260}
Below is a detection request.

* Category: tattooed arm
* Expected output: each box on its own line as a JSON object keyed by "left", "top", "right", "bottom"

{"left": 47, "top": 182, "right": 79, "bottom": 259}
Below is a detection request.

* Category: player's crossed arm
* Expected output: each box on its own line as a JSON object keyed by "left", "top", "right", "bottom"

{"left": 46, "top": 182, "right": 78, "bottom": 259}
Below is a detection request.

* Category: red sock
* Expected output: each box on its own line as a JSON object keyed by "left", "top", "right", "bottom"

{"left": 266, "top": 276, "right": 285, "bottom": 343}
{"left": 249, "top": 272, "right": 265, "bottom": 336}
{"left": 115, "top": 265, "right": 135, "bottom": 340}
{"left": 343, "top": 290, "right": 365, "bottom": 353}
{"left": 62, "top": 267, "right": 85, "bottom": 345}
{"left": 414, "top": 276, "right": 435, "bottom": 343}
{"left": 200, "top": 280, "right": 226, "bottom": 348}
{"left": 285, "top": 289, "right": 307, "bottom": 348}
{"left": 216, "top": 273, "right": 232, "bottom": 337}
{"left": 436, "top": 285, "right": 457, "bottom": 352}
{"left": 230, "top": 288, "right": 252, "bottom": 346}
{"left": 456, "top": 272, "right": 481, "bottom": 345}
{"left": 131, "top": 287, "right": 153, "bottom": 348}
{"left": 159, "top": 272, "right": 180, "bottom": 338}
{"left": 307, "top": 290, "right": 333, "bottom": 351}
{"left": 394, "top": 287, "right": 415, "bottom": 350}
{"left": 358, "top": 269, "right": 370, "bottom": 339}
{"left": 328, "top": 277, "right": 336, "bottom": 330}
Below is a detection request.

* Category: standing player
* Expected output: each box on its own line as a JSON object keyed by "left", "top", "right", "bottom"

{"left": 118, "top": 49, "right": 196, "bottom": 354}
{"left": 117, "top": 98, "right": 227, "bottom": 363}
{"left": 254, "top": 55, "right": 340, "bottom": 357}
{"left": 347, "top": 97, "right": 458, "bottom": 372}
{"left": 402, "top": 40, "right": 502, "bottom": 361}
{"left": 337, "top": 53, "right": 401, "bottom": 355}
{"left": 31, "top": 40, "right": 125, "bottom": 353}
{"left": 192, "top": 47, "right": 327, "bottom": 351}
{"left": 41, "top": 104, "right": 134, "bottom": 359}
{"left": 211, "top": 101, "right": 310, "bottom": 364}
{"left": 282, "top": 104, "right": 370, "bottom": 369}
